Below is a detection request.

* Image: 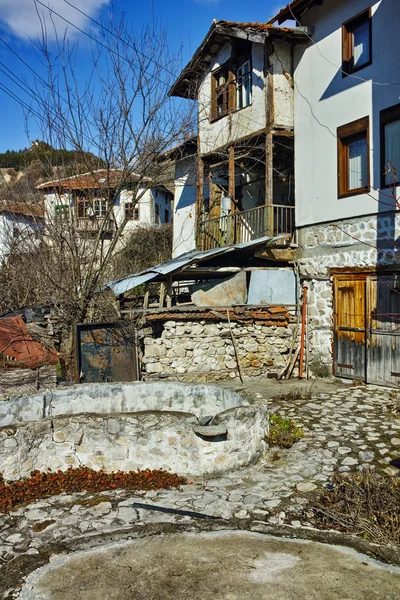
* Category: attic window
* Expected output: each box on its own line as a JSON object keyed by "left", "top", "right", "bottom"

{"left": 342, "top": 9, "right": 372, "bottom": 76}
{"left": 211, "top": 66, "right": 232, "bottom": 120}
{"left": 211, "top": 58, "right": 252, "bottom": 121}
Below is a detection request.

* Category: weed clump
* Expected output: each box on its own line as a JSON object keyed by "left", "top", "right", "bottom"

{"left": 267, "top": 415, "right": 304, "bottom": 449}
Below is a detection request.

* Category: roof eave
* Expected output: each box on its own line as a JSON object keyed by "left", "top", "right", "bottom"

{"left": 169, "top": 22, "right": 306, "bottom": 99}
{"left": 268, "top": 0, "right": 323, "bottom": 25}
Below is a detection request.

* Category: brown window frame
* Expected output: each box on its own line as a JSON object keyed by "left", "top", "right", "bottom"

{"left": 210, "top": 56, "right": 251, "bottom": 122}
{"left": 337, "top": 116, "right": 370, "bottom": 198}
{"left": 124, "top": 202, "right": 139, "bottom": 220}
{"left": 380, "top": 103, "right": 400, "bottom": 189}
{"left": 342, "top": 8, "right": 372, "bottom": 76}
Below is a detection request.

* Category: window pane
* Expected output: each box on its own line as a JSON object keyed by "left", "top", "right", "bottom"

{"left": 352, "top": 20, "right": 370, "bottom": 68}
{"left": 236, "top": 61, "right": 251, "bottom": 110}
{"left": 384, "top": 119, "right": 400, "bottom": 185}
{"left": 348, "top": 136, "right": 368, "bottom": 190}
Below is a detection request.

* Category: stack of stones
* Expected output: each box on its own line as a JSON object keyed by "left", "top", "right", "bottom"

{"left": 142, "top": 320, "right": 296, "bottom": 381}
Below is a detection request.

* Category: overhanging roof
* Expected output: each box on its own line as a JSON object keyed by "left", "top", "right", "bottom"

{"left": 106, "top": 235, "right": 288, "bottom": 296}
{"left": 268, "top": 0, "right": 323, "bottom": 25}
{"left": 169, "top": 20, "right": 307, "bottom": 99}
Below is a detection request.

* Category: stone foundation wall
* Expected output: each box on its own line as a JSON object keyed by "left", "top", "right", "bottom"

{"left": 297, "top": 211, "right": 400, "bottom": 374}
{"left": 142, "top": 320, "right": 296, "bottom": 381}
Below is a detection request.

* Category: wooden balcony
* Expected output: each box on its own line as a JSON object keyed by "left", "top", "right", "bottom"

{"left": 197, "top": 204, "right": 295, "bottom": 251}
{"left": 75, "top": 217, "right": 115, "bottom": 235}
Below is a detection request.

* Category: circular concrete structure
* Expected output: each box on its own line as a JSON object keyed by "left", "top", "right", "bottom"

{"left": 17, "top": 531, "right": 400, "bottom": 600}
{"left": 0, "top": 382, "right": 268, "bottom": 479}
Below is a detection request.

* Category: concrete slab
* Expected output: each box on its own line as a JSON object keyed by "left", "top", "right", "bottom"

{"left": 18, "top": 531, "right": 400, "bottom": 600}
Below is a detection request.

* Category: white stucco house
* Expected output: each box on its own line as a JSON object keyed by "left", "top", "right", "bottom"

{"left": 37, "top": 169, "right": 172, "bottom": 241}
{"left": 270, "top": 0, "right": 400, "bottom": 386}
{"left": 0, "top": 201, "right": 44, "bottom": 262}
{"left": 169, "top": 20, "right": 309, "bottom": 257}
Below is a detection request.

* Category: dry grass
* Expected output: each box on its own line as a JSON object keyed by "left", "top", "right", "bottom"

{"left": 312, "top": 469, "right": 400, "bottom": 546}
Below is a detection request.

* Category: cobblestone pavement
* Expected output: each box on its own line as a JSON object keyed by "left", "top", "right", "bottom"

{"left": 1, "top": 383, "right": 400, "bottom": 596}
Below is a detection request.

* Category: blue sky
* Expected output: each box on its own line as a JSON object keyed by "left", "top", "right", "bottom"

{"left": 0, "top": 0, "right": 285, "bottom": 153}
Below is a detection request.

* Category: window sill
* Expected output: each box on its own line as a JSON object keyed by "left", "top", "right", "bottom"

{"left": 338, "top": 186, "right": 370, "bottom": 199}
{"left": 342, "top": 59, "right": 372, "bottom": 77}
{"left": 209, "top": 103, "right": 253, "bottom": 124}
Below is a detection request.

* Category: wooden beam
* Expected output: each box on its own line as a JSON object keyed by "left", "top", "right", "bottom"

{"left": 166, "top": 276, "right": 173, "bottom": 309}
{"left": 159, "top": 282, "right": 165, "bottom": 308}
{"left": 229, "top": 145, "right": 235, "bottom": 209}
{"left": 143, "top": 285, "right": 149, "bottom": 309}
{"left": 265, "top": 131, "right": 274, "bottom": 235}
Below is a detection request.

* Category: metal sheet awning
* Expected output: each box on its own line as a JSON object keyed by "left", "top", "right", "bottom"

{"left": 107, "top": 236, "right": 286, "bottom": 296}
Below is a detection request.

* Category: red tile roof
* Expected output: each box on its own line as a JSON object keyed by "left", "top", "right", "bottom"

{"left": 0, "top": 201, "right": 44, "bottom": 218}
{"left": 37, "top": 169, "right": 151, "bottom": 191}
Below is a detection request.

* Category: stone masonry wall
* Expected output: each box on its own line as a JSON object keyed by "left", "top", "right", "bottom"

{"left": 142, "top": 320, "right": 296, "bottom": 381}
{"left": 297, "top": 211, "right": 400, "bottom": 375}
{"left": 0, "top": 405, "right": 267, "bottom": 481}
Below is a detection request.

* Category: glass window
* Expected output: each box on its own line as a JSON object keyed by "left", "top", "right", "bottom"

{"left": 125, "top": 202, "right": 139, "bottom": 220}
{"left": 347, "top": 136, "right": 368, "bottom": 190}
{"left": 381, "top": 104, "right": 400, "bottom": 187}
{"left": 236, "top": 60, "right": 251, "bottom": 110}
{"left": 342, "top": 10, "right": 372, "bottom": 75}
{"left": 94, "top": 199, "right": 107, "bottom": 217}
{"left": 337, "top": 117, "right": 370, "bottom": 197}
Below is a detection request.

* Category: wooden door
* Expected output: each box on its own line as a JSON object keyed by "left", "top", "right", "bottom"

{"left": 368, "top": 275, "right": 400, "bottom": 386}
{"left": 333, "top": 276, "right": 366, "bottom": 381}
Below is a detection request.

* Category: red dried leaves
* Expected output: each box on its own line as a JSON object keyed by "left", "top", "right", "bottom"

{"left": 0, "top": 467, "right": 186, "bottom": 513}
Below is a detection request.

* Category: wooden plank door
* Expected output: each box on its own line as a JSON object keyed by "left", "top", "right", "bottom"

{"left": 368, "top": 275, "right": 400, "bottom": 386}
{"left": 333, "top": 276, "right": 367, "bottom": 381}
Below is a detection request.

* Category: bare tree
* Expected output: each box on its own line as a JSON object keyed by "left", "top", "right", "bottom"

{"left": 1, "top": 12, "right": 194, "bottom": 364}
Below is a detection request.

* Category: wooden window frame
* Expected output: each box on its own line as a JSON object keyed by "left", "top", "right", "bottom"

{"left": 210, "top": 56, "right": 251, "bottom": 122}
{"left": 380, "top": 103, "right": 400, "bottom": 189}
{"left": 342, "top": 8, "right": 372, "bottom": 76}
{"left": 337, "top": 116, "right": 370, "bottom": 198}
{"left": 124, "top": 202, "right": 139, "bottom": 220}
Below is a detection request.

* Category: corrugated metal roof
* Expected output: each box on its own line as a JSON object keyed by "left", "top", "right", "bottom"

{"left": 107, "top": 235, "right": 284, "bottom": 296}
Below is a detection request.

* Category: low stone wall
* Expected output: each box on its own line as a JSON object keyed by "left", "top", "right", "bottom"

{"left": 0, "top": 382, "right": 268, "bottom": 480}
{"left": 143, "top": 321, "right": 296, "bottom": 381}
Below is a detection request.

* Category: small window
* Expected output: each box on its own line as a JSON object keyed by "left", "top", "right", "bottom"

{"left": 76, "top": 199, "right": 91, "bottom": 218}
{"left": 55, "top": 205, "right": 69, "bottom": 218}
{"left": 94, "top": 199, "right": 107, "bottom": 217}
{"left": 381, "top": 104, "right": 400, "bottom": 188}
{"left": 125, "top": 202, "right": 139, "bottom": 220}
{"left": 337, "top": 116, "right": 370, "bottom": 197}
{"left": 164, "top": 208, "right": 169, "bottom": 223}
{"left": 342, "top": 9, "right": 372, "bottom": 76}
{"left": 236, "top": 60, "right": 251, "bottom": 109}
{"left": 211, "top": 67, "right": 231, "bottom": 120}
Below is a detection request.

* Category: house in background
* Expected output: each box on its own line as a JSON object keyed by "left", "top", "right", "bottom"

{"left": 0, "top": 201, "right": 44, "bottom": 262}
{"left": 270, "top": 0, "right": 400, "bottom": 386}
{"left": 37, "top": 169, "right": 172, "bottom": 240}
{"left": 169, "top": 20, "right": 308, "bottom": 254}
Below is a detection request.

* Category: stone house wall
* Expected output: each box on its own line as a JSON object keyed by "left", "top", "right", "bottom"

{"left": 296, "top": 211, "right": 400, "bottom": 375}
{"left": 142, "top": 319, "right": 297, "bottom": 381}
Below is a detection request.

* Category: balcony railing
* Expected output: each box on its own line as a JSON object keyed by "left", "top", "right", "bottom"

{"left": 197, "top": 204, "right": 295, "bottom": 251}
{"left": 75, "top": 217, "right": 115, "bottom": 234}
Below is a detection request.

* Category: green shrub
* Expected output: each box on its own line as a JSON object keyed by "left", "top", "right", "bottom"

{"left": 267, "top": 415, "right": 304, "bottom": 449}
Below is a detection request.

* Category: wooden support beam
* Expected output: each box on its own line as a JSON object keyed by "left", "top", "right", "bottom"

{"left": 166, "top": 276, "right": 173, "bottom": 309}
{"left": 143, "top": 285, "right": 149, "bottom": 309}
{"left": 228, "top": 146, "right": 235, "bottom": 207}
{"left": 265, "top": 131, "right": 274, "bottom": 235}
{"left": 159, "top": 282, "right": 165, "bottom": 308}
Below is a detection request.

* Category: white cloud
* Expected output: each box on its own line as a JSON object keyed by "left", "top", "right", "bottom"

{"left": 0, "top": 0, "right": 110, "bottom": 40}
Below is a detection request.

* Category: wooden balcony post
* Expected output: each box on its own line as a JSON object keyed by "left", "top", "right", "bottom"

{"left": 196, "top": 156, "right": 204, "bottom": 249}
{"left": 265, "top": 131, "right": 274, "bottom": 236}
